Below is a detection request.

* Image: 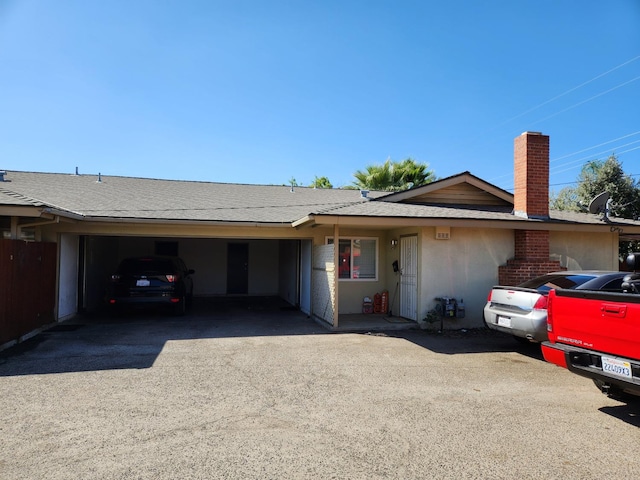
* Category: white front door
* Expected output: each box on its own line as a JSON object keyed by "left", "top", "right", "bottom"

{"left": 399, "top": 235, "right": 418, "bottom": 320}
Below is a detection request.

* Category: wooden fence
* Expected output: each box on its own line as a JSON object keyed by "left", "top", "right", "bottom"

{"left": 0, "top": 239, "right": 56, "bottom": 346}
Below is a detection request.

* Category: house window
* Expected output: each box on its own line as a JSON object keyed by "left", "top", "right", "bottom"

{"left": 327, "top": 237, "right": 377, "bottom": 280}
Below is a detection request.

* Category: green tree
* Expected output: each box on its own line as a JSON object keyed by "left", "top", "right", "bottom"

{"left": 310, "top": 176, "right": 333, "bottom": 189}
{"left": 575, "top": 155, "right": 639, "bottom": 219}
{"left": 550, "top": 154, "right": 640, "bottom": 261}
{"left": 352, "top": 158, "right": 436, "bottom": 192}
{"left": 550, "top": 186, "right": 580, "bottom": 212}
{"left": 551, "top": 155, "right": 639, "bottom": 217}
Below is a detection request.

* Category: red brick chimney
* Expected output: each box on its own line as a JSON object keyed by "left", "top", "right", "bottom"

{"left": 514, "top": 131, "right": 549, "bottom": 219}
{"left": 498, "top": 132, "right": 563, "bottom": 285}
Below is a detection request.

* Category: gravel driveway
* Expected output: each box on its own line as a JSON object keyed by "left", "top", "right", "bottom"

{"left": 1, "top": 303, "right": 638, "bottom": 479}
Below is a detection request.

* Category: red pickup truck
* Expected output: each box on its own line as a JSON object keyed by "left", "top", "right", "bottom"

{"left": 541, "top": 254, "right": 640, "bottom": 399}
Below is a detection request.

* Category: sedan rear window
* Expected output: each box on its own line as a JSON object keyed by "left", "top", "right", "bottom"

{"left": 518, "top": 274, "right": 596, "bottom": 292}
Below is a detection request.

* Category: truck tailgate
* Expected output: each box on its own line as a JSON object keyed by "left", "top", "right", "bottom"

{"left": 548, "top": 289, "right": 640, "bottom": 360}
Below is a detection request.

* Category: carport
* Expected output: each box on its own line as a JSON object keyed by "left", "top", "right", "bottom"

{"left": 59, "top": 233, "right": 313, "bottom": 321}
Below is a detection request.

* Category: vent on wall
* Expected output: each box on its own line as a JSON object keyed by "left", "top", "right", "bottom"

{"left": 435, "top": 226, "right": 450, "bottom": 240}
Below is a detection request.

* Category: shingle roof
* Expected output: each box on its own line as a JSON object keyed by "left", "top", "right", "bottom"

{"left": 1, "top": 170, "right": 638, "bottom": 229}
{"left": 0, "top": 171, "right": 386, "bottom": 223}
{"left": 0, "top": 188, "right": 44, "bottom": 207}
{"left": 322, "top": 200, "right": 635, "bottom": 226}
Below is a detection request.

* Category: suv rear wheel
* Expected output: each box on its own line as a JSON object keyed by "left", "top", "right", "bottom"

{"left": 173, "top": 296, "right": 186, "bottom": 316}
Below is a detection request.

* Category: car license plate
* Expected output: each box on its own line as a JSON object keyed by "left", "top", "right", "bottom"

{"left": 601, "top": 356, "right": 632, "bottom": 380}
{"left": 136, "top": 279, "right": 150, "bottom": 287}
{"left": 497, "top": 316, "right": 511, "bottom": 328}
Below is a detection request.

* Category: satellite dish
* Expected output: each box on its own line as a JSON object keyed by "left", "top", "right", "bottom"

{"left": 588, "top": 191, "right": 610, "bottom": 215}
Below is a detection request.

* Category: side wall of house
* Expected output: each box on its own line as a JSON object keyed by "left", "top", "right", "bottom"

{"left": 416, "top": 228, "right": 619, "bottom": 330}
{"left": 419, "top": 226, "right": 513, "bottom": 329}
{"left": 550, "top": 231, "right": 619, "bottom": 270}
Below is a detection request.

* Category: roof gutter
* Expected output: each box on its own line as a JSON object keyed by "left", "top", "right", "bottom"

{"left": 303, "top": 214, "right": 640, "bottom": 233}
{"left": 42, "top": 207, "right": 85, "bottom": 221}
{"left": 81, "top": 216, "right": 294, "bottom": 228}
{"left": 19, "top": 215, "right": 61, "bottom": 229}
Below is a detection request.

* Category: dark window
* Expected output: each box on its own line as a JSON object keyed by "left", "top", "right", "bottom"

{"left": 327, "top": 237, "right": 378, "bottom": 280}
{"left": 155, "top": 241, "right": 178, "bottom": 257}
{"left": 598, "top": 278, "right": 624, "bottom": 292}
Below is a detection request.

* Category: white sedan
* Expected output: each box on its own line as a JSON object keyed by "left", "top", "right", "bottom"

{"left": 483, "top": 271, "right": 628, "bottom": 343}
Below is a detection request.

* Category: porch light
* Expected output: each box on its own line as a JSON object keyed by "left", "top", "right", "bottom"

{"left": 390, "top": 239, "right": 398, "bottom": 248}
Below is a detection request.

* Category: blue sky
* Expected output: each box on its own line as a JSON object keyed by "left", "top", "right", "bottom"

{"left": 1, "top": 1, "right": 639, "bottom": 193}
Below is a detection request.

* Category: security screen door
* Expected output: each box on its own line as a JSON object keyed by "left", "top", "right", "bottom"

{"left": 399, "top": 235, "right": 418, "bottom": 320}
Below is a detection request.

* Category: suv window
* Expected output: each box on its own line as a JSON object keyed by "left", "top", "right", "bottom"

{"left": 117, "top": 258, "right": 176, "bottom": 275}
{"left": 598, "top": 277, "right": 624, "bottom": 292}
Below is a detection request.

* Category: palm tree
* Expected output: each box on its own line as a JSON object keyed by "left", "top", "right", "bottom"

{"left": 352, "top": 158, "right": 435, "bottom": 191}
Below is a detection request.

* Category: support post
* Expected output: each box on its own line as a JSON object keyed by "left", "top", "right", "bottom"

{"left": 333, "top": 223, "right": 340, "bottom": 328}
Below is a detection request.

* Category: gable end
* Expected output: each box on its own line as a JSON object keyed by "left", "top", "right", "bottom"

{"left": 399, "top": 182, "right": 513, "bottom": 207}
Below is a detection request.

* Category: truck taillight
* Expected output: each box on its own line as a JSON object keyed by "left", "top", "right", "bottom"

{"left": 546, "top": 291, "right": 554, "bottom": 332}
{"left": 487, "top": 291, "right": 492, "bottom": 301}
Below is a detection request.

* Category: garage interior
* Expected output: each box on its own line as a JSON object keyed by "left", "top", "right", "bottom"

{"left": 61, "top": 235, "right": 313, "bottom": 320}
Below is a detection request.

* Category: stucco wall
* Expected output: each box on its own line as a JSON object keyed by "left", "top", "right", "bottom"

{"left": 419, "top": 227, "right": 513, "bottom": 329}
{"left": 550, "top": 231, "right": 619, "bottom": 270}
{"left": 415, "top": 228, "right": 619, "bottom": 330}
{"left": 58, "top": 234, "right": 79, "bottom": 320}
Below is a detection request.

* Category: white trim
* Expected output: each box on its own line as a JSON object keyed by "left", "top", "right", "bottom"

{"left": 325, "top": 236, "right": 379, "bottom": 281}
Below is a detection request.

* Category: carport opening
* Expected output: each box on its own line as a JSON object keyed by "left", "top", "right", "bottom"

{"left": 68, "top": 235, "right": 312, "bottom": 318}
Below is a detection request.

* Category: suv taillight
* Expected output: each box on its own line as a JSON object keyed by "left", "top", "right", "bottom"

{"left": 165, "top": 274, "right": 178, "bottom": 283}
{"left": 486, "top": 291, "right": 492, "bottom": 301}
{"left": 111, "top": 274, "right": 120, "bottom": 282}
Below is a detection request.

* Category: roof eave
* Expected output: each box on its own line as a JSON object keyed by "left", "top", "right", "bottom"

{"left": 303, "top": 214, "right": 640, "bottom": 232}
{"left": 0, "top": 205, "right": 46, "bottom": 217}
{"left": 82, "top": 216, "right": 294, "bottom": 228}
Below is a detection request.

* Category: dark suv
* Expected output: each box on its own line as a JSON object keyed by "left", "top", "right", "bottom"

{"left": 107, "top": 256, "right": 195, "bottom": 315}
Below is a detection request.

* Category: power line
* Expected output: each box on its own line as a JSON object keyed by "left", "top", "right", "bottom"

{"left": 551, "top": 138, "right": 640, "bottom": 174}
{"left": 549, "top": 171, "right": 640, "bottom": 190}
{"left": 489, "top": 132, "right": 640, "bottom": 189}
{"left": 550, "top": 130, "right": 640, "bottom": 164}
{"left": 527, "top": 75, "right": 640, "bottom": 127}
{"left": 498, "top": 55, "right": 640, "bottom": 128}
{"left": 465, "top": 56, "right": 640, "bottom": 191}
